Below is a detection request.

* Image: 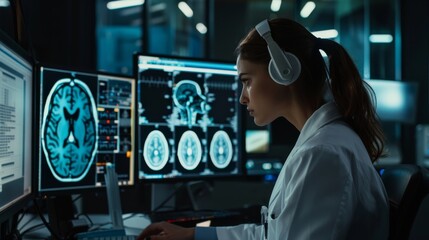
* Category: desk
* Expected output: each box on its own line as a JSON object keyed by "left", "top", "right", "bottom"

{"left": 18, "top": 213, "right": 150, "bottom": 239}
{"left": 17, "top": 207, "right": 260, "bottom": 239}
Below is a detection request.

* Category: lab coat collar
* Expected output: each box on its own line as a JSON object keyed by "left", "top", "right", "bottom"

{"left": 295, "top": 101, "right": 342, "bottom": 147}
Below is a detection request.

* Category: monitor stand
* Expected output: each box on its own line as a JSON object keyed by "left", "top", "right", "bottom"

{"left": 47, "top": 195, "right": 89, "bottom": 239}
{"left": 75, "top": 163, "right": 127, "bottom": 239}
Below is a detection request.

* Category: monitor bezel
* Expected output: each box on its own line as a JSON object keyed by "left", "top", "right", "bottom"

{"left": 0, "top": 29, "right": 34, "bottom": 224}
{"left": 133, "top": 53, "right": 246, "bottom": 183}
{"left": 33, "top": 63, "right": 137, "bottom": 196}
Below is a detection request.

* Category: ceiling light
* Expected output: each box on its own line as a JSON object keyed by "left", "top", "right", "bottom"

{"left": 300, "top": 1, "right": 316, "bottom": 18}
{"left": 178, "top": 1, "right": 193, "bottom": 18}
{"left": 311, "top": 29, "right": 338, "bottom": 39}
{"left": 107, "top": 0, "right": 144, "bottom": 10}
{"left": 270, "top": 0, "right": 282, "bottom": 12}
{"left": 369, "top": 34, "right": 393, "bottom": 43}
{"left": 196, "top": 23, "right": 207, "bottom": 34}
{"left": 150, "top": 3, "right": 166, "bottom": 12}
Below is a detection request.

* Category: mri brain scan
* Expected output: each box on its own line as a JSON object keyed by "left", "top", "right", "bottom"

{"left": 209, "top": 130, "right": 233, "bottom": 169}
{"left": 173, "top": 80, "right": 210, "bottom": 128}
{"left": 143, "top": 130, "right": 170, "bottom": 171}
{"left": 177, "top": 130, "right": 202, "bottom": 170}
{"left": 41, "top": 78, "right": 98, "bottom": 182}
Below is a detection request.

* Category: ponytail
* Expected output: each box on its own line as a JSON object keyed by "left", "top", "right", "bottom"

{"left": 317, "top": 38, "right": 385, "bottom": 162}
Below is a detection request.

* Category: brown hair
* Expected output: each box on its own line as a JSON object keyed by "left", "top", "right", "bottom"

{"left": 235, "top": 18, "right": 385, "bottom": 162}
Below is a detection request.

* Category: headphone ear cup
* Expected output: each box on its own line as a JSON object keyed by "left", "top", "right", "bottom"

{"left": 268, "top": 60, "right": 286, "bottom": 85}
{"left": 285, "top": 52, "right": 301, "bottom": 83}
{"left": 268, "top": 51, "right": 302, "bottom": 86}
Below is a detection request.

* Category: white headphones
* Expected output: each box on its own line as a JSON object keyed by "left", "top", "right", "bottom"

{"left": 255, "top": 19, "right": 301, "bottom": 86}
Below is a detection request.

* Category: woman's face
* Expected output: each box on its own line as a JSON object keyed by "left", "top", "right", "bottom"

{"left": 237, "top": 55, "right": 288, "bottom": 126}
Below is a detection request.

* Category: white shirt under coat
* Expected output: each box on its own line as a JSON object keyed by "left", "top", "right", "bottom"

{"left": 214, "top": 101, "right": 389, "bottom": 240}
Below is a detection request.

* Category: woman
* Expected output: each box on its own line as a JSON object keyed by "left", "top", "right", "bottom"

{"left": 138, "top": 18, "right": 389, "bottom": 240}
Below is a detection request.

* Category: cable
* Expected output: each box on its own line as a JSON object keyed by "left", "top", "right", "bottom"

{"left": 20, "top": 223, "right": 45, "bottom": 237}
{"left": 16, "top": 208, "right": 27, "bottom": 226}
{"left": 18, "top": 214, "right": 37, "bottom": 232}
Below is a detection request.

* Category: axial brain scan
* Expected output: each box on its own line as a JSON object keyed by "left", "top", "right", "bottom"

{"left": 209, "top": 130, "right": 233, "bottom": 169}
{"left": 143, "top": 130, "right": 170, "bottom": 171}
{"left": 177, "top": 130, "right": 202, "bottom": 170}
{"left": 41, "top": 78, "right": 98, "bottom": 182}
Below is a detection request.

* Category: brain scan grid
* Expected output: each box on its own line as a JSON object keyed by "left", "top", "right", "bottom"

{"left": 39, "top": 68, "right": 135, "bottom": 192}
{"left": 137, "top": 56, "right": 241, "bottom": 179}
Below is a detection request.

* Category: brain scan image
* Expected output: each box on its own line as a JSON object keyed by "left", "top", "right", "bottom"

{"left": 41, "top": 78, "right": 98, "bottom": 182}
{"left": 209, "top": 130, "right": 233, "bottom": 169}
{"left": 173, "top": 80, "right": 210, "bottom": 128}
{"left": 143, "top": 130, "right": 170, "bottom": 171}
{"left": 177, "top": 130, "right": 202, "bottom": 170}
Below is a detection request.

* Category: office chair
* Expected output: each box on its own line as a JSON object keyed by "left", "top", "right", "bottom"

{"left": 408, "top": 167, "right": 429, "bottom": 240}
{"left": 378, "top": 164, "right": 424, "bottom": 240}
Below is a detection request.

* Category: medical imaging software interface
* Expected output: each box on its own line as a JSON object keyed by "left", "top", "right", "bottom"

{"left": 0, "top": 36, "right": 33, "bottom": 214}
{"left": 38, "top": 67, "right": 135, "bottom": 192}
{"left": 136, "top": 55, "right": 242, "bottom": 179}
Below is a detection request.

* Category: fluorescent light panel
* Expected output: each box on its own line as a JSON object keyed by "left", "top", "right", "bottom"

{"left": 369, "top": 34, "right": 393, "bottom": 43}
{"left": 312, "top": 29, "right": 338, "bottom": 39}
{"left": 178, "top": 1, "right": 193, "bottom": 18}
{"left": 300, "top": 1, "right": 316, "bottom": 18}
{"left": 107, "top": 0, "right": 144, "bottom": 10}
{"left": 271, "top": 0, "right": 282, "bottom": 12}
{"left": 196, "top": 23, "right": 207, "bottom": 34}
{"left": 0, "top": 0, "right": 10, "bottom": 7}
{"left": 150, "top": 2, "right": 166, "bottom": 12}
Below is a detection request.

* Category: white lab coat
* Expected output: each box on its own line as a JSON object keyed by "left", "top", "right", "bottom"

{"left": 216, "top": 102, "right": 389, "bottom": 240}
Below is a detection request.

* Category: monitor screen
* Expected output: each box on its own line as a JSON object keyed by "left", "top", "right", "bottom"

{"left": 37, "top": 66, "right": 135, "bottom": 194}
{"left": 365, "top": 79, "right": 418, "bottom": 124}
{"left": 135, "top": 55, "right": 243, "bottom": 180}
{"left": 0, "top": 30, "right": 33, "bottom": 223}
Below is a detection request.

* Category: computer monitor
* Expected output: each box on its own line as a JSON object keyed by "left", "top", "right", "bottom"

{"left": 135, "top": 54, "right": 243, "bottom": 180}
{"left": 245, "top": 116, "right": 299, "bottom": 179}
{"left": 0, "top": 30, "right": 33, "bottom": 224}
{"left": 36, "top": 66, "right": 135, "bottom": 194}
{"left": 365, "top": 79, "right": 418, "bottom": 124}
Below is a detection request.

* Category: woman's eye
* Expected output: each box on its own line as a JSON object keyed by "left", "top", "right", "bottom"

{"left": 241, "top": 78, "right": 250, "bottom": 86}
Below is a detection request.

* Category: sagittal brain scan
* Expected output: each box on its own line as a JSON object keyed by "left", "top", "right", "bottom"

{"left": 137, "top": 55, "right": 242, "bottom": 179}
{"left": 173, "top": 80, "right": 210, "bottom": 128}
{"left": 38, "top": 67, "right": 135, "bottom": 192}
{"left": 41, "top": 78, "right": 98, "bottom": 182}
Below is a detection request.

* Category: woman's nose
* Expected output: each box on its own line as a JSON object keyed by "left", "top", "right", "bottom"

{"left": 239, "top": 89, "right": 248, "bottom": 105}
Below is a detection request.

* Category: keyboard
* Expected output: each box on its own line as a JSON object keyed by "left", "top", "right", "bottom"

{"left": 150, "top": 210, "right": 241, "bottom": 223}
{"left": 76, "top": 229, "right": 137, "bottom": 240}
{"left": 79, "top": 236, "right": 136, "bottom": 240}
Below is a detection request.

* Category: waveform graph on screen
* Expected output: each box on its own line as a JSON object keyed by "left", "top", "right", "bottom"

{"left": 136, "top": 55, "right": 242, "bottom": 180}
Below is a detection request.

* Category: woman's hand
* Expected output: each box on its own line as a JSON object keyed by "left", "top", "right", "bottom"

{"left": 137, "top": 221, "right": 195, "bottom": 240}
